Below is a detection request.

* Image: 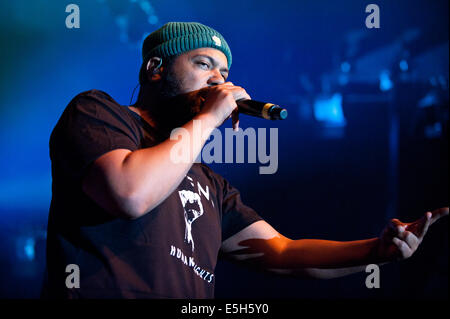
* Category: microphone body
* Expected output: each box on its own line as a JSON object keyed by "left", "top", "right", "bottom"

{"left": 236, "top": 99, "right": 288, "bottom": 120}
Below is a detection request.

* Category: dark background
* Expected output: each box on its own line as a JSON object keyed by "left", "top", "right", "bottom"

{"left": 0, "top": 0, "right": 448, "bottom": 299}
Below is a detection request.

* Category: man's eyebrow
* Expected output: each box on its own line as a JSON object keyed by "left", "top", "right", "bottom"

{"left": 192, "top": 54, "right": 229, "bottom": 74}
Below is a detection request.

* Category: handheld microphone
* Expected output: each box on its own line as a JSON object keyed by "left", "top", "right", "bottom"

{"left": 236, "top": 99, "right": 288, "bottom": 120}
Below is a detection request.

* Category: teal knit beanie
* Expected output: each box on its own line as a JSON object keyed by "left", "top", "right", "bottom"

{"left": 141, "top": 22, "right": 232, "bottom": 73}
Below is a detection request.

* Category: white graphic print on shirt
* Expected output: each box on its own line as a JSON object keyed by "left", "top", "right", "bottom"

{"left": 178, "top": 189, "right": 204, "bottom": 252}
{"left": 168, "top": 174, "right": 215, "bottom": 284}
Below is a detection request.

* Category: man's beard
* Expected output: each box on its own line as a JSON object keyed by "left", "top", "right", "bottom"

{"left": 152, "top": 72, "right": 206, "bottom": 131}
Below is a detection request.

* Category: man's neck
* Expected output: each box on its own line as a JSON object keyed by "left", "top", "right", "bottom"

{"left": 130, "top": 87, "right": 172, "bottom": 142}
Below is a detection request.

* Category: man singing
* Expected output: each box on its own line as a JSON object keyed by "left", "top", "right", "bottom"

{"left": 43, "top": 22, "right": 448, "bottom": 298}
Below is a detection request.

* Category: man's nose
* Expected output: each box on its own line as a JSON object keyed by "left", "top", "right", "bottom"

{"left": 207, "top": 69, "right": 225, "bottom": 86}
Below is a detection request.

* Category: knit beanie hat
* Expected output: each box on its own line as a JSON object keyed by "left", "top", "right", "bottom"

{"left": 139, "top": 22, "right": 232, "bottom": 83}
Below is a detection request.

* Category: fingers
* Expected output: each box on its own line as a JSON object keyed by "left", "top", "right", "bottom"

{"left": 405, "top": 213, "right": 429, "bottom": 238}
{"left": 404, "top": 207, "right": 447, "bottom": 239}
{"left": 222, "top": 83, "right": 240, "bottom": 131}
{"left": 389, "top": 218, "right": 403, "bottom": 228}
{"left": 232, "top": 110, "right": 240, "bottom": 132}
{"left": 418, "top": 212, "right": 432, "bottom": 241}
{"left": 392, "top": 237, "right": 413, "bottom": 259}
{"left": 387, "top": 218, "right": 405, "bottom": 236}
{"left": 398, "top": 227, "right": 420, "bottom": 250}
{"left": 386, "top": 219, "right": 418, "bottom": 259}
{"left": 218, "top": 82, "right": 251, "bottom": 101}
{"left": 430, "top": 207, "right": 449, "bottom": 225}
{"left": 216, "top": 82, "right": 247, "bottom": 130}
{"left": 384, "top": 209, "right": 448, "bottom": 260}
{"left": 201, "top": 82, "right": 250, "bottom": 129}
{"left": 390, "top": 216, "right": 426, "bottom": 244}
{"left": 390, "top": 226, "right": 418, "bottom": 259}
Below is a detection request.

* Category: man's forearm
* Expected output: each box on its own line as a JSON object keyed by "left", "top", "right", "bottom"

{"left": 273, "top": 237, "right": 382, "bottom": 279}
{"left": 120, "top": 114, "right": 217, "bottom": 217}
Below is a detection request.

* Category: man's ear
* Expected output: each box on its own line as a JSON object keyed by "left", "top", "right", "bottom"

{"left": 146, "top": 57, "right": 163, "bottom": 81}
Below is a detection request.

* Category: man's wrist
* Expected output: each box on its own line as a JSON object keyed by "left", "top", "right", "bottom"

{"left": 369, "top": 237, "right": 391, "bottom": 264}
{"left": 194, "top": 113, "right": 219, "bottom": 129}
{"left": 370, "top": 238, "right": 382, "bottom": 263}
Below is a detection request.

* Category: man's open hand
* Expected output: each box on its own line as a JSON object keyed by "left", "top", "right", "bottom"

{"left": 377, "top": 207, "right": 449, "bottom": 261}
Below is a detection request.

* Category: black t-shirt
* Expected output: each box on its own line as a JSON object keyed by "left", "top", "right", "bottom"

{"left": 44, "top": 89, "right": 262, "bottom": 298}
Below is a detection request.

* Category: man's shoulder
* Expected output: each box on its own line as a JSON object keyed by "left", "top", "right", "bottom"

{"left": 64, "top": 89, "right": 129, "bottom": 117}
{"left": 71, "top": 89, "right": 119, "bottom": 106}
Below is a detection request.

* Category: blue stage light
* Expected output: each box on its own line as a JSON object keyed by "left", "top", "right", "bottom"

{"left": 313, "top": 93, "right": 346, "bottom": 127}
{"left": 16, "top": 236, "right": 35, "bottom": 261}
{"left": 379, "top": 70, "right": 393, "bottom": 91}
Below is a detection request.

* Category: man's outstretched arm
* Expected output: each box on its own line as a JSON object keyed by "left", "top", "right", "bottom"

{"left": 220, "top": 207, "right": 448, "bottom": 279}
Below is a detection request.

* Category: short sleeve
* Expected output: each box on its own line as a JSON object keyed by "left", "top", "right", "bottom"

{"left": 221, "top": 177, "right": 263, "bottom": 241}
{"left": 50, "top": 90, "right": 140, "bottom": 183}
